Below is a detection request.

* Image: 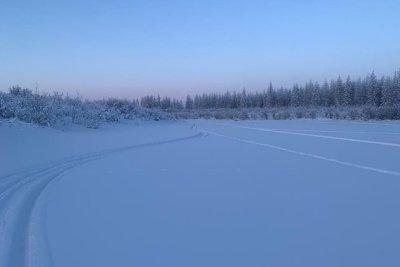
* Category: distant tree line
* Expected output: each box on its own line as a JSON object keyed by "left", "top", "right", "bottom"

{"left": 2, "top": 70, "right": 400, "bottom": 128}
{"left": 140, "top": 96, "right": 184, "bottom": 109}
{"left": 140, "top": 70, "right": 400, "bottom": 110}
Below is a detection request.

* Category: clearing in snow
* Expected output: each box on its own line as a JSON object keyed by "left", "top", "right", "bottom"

{"left": 1, "top": 119, "right": 400, "bottom": 267}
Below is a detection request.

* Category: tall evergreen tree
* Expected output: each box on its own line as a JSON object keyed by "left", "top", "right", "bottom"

{"left": 343, "top": 76, "right": 353, "bottom": 106}
{"left": 267, "top": 82, "right": 275, "bottom": 107}
{"left": 291, "top": 85, "right": 301, "bottom": 107}
{"left": 334, "top": 76, "right": 344, "bottom": 106}
{"left": 381, "top": 76, "right": 395, "bottom": 106}
{"left": 367, "top": 72, "right": 379, "bottom": 106}
{"left": 185, "top": 95, "right": 194, "bottom": 109}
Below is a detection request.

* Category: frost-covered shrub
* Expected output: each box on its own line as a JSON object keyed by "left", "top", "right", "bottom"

{"left": 360, "top": 105, "right": 400, "bottom": 120}
{"left": 0, "top": 92, "right": 14, "bottom": 118}
{"left": 0, "top": 86, "right": 171, "bottom": 128}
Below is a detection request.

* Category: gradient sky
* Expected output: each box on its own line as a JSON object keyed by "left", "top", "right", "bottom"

{"left": 1, "top": 0, "right": 400, "bottom": 99}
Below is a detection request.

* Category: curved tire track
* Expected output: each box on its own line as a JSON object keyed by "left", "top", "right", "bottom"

{"left": 0, "top": 132, "right": 202, "bottom": 267}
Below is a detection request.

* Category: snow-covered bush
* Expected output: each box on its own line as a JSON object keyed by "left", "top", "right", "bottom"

{"left": 0, "top": 86, "right": 172, "bottom": 128}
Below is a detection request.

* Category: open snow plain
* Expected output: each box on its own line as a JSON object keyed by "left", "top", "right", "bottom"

{"left": 1, "top": 119, "right": 400, "bottom": 267}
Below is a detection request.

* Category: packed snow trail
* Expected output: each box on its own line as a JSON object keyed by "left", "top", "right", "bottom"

{"left": 200, "top": 129, "right": 400, "bottom": 177}
{"left": 224, "top": 124, "right": 400, "bottom": 148}
{"left": 315, "top": 120, "right": 400, "bottom": 127}
{"left": 248, "top": 128, "right": 400, "bottom": 135}
{"left": 0, "top": 133, "right": 202, "bottom": 267}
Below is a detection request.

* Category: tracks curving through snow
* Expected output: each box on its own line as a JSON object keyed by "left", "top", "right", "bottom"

{"left": 0, "top": 133, "right": 202, "bottom": 267}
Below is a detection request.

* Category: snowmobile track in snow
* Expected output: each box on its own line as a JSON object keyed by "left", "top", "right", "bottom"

{"left": 223, "top": 124, "right": 400, "bottom": 148}
{"left": 201, "top": 129, "right": 400, "bottom": 177}
{"left": 0, "top": 132, "right": 202, "bottom": 267}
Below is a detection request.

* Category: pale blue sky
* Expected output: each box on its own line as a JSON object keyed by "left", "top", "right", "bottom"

{"left": 1, "top": 0, "right": 400, "bottom": 98}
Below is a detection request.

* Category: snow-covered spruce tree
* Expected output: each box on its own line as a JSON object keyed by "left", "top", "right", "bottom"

{"left": 395, "top": 70, "right": 400, "bottom": 103}
{"left": 311, "top": 82, "right": 321, "bottom": 107}
{"left": 366, "top": 72, "right": 380, "bottom": 106}
{"left": 185, "top": 95, "right": 193, "bottom": 110}
{"left": 290, "top": 84, "right": 301, "bottom": 107}
{"left": 353, "top": 78, "right": 365, "bottom": 106}
{"left": 343, "top": 76, "right": 354, "bottom": 106}
{"left": 381, "top": 76, "right": 395, "bottom": 106}
{"left": 266, "top": 82, "right": 276, "bottom": 107}
{"left": 303, "top": 81, "right": 313, "bottom": 107}
{"left": 334, "top": 76, "right": 344, "bottom": 106}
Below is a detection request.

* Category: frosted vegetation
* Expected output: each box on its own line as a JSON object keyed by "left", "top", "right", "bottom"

{"left": 1, "top": 70, "right": 399, "bottom": 128}
{"left": 0, "top": 87, "right": 171, "bottom": 128}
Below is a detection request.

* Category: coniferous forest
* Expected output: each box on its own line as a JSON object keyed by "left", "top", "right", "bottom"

{"left": 141, "top": 71, "right": 400, "bottom": 110}
{"left": 140, "top": 70, "right": 400, "bottom": 120}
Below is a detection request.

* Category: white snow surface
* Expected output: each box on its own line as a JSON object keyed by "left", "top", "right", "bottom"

{"left": 1, "top": 119, "right": 400, "bottom": 267}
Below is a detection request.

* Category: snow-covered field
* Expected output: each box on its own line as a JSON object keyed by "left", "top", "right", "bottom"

{"left": 1, "top": 119, "right": 400, "bottom": 267}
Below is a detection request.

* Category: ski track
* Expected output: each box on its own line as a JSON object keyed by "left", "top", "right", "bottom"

{"left": 0, "top": 133, "right": 202, "bottom": 267}
{"left": 313, "top": 120, "right": 400, "bottom": 127}
{"left": 224, "top": 124, "right": 400, "bottom": 148}
{"left": 201, "top": 129, "right": 400, "bottom": 177}
{"left": 254, "top": 128, "right": 400, "bottom": 135}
